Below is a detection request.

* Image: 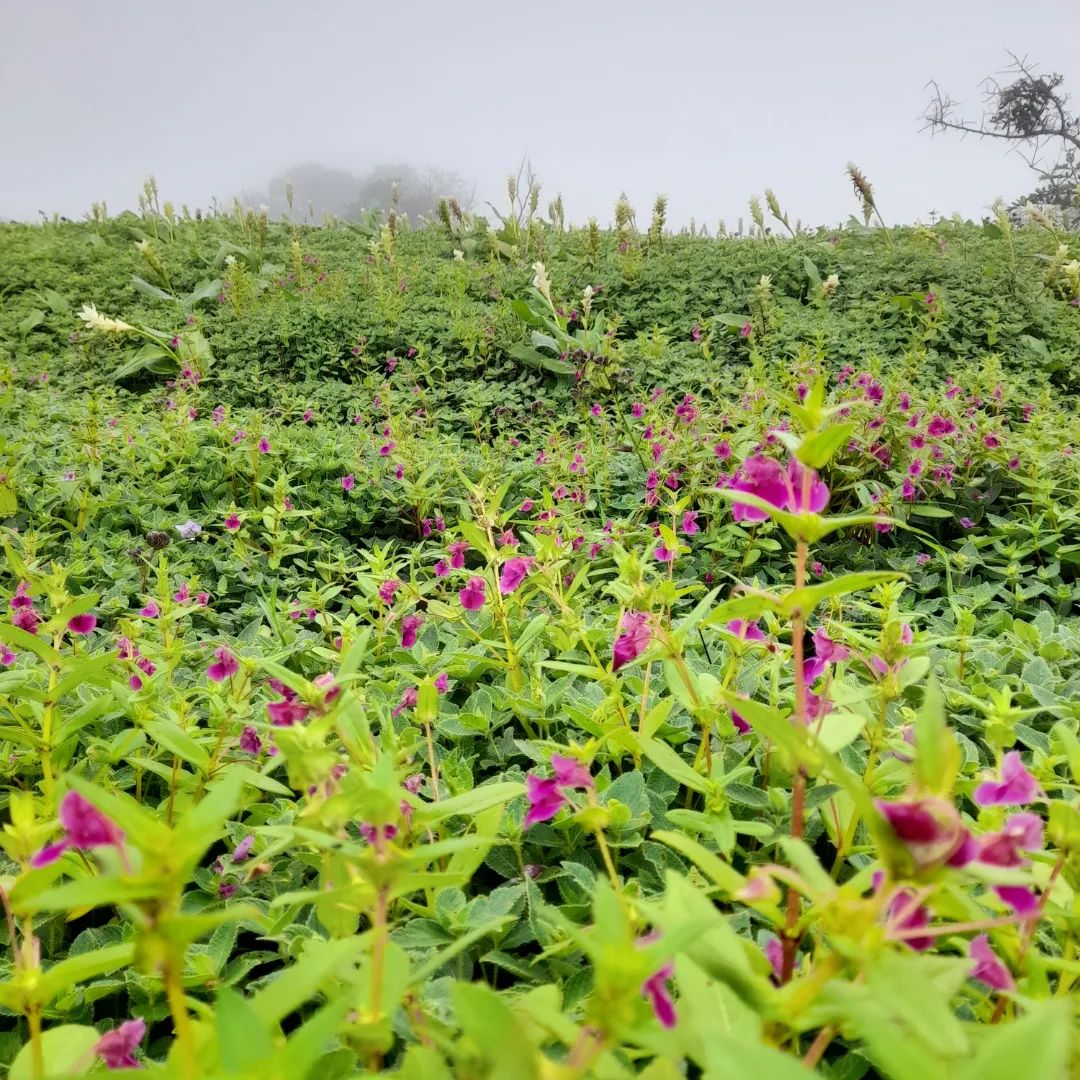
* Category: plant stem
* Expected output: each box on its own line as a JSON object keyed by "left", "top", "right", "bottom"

{"left": 164, "top": 956, "right": 197, "bottom": 1080}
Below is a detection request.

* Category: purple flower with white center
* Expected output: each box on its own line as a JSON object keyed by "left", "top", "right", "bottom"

{"left": 974, "top": 752, "right": 1040, "bottom": 807}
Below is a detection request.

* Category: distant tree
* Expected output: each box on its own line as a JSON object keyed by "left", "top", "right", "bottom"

{"left": 342, "top": 165, "right": 473, "bottom": 223}
{"left": 924, "top": 53, "right": 1080, "bottom": 213}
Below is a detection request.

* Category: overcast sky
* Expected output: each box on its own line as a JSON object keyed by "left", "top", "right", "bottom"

{"left": 4, "top": 0, "right": 1079, "bottom": 227}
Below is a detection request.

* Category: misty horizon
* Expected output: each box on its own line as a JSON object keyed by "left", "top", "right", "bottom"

{"left": 4, "top": 0, "right": 1079, "bottom": 228}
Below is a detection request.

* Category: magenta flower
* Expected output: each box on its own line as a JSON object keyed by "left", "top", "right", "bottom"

{"left": 238, "top": 725, "right": 262, "bottom": 754}
{"left": 524, "top": 775, "right": 565, "bottom": 826}
{"left": 448, "top": 541, "right": 469, "bottom": 569}
{"left": 993, "top": 885, "right": 1039, "bottom": 917}
{"left": 232, "top": 835, "right": 255, "bottom": 863}
{"left": 392, "top": 686, "right": 419, "bottom": 717}
{"left": 207, "top": 647, "right": 239, "bottom": 683}
{"left": 977, "top": 812, "right": 1043, "bottom": 868}
{"left": 401, "top": 614, "right": 422, "bottom": 648}
{"left": 763, "top": 936, "right": 785, "bottom": 981}
{"left": 886, "top": 888, "right": 933, "bottom": 951}
{"left": 1, "top": 647, "right": 15, "bottom": 665}
{"left": 642, "top": 960, "right": 677, "bottom": 1028}
{"left": 681, "top": 510, "right": 699, "bottom": 535}
{"left": 612, "top": 611, "right": 651, "bottom": 672}
{"left": 31, "top": 791, "right": 124, "bottom": 867}
{"left": 786, "top": 459, "right": 829, "bottom": 512}
{"left": 551, "top": 754, "right": 594, "bottom": 790}
{"left": 724, "top": 619, "right": 766, "bottom": 643}
{"left": 730, "top": 455, "right": 789, "bottom": 522}
{"left": 974, "top": 752, "right": 1039, "bottom": 808}
{"left": 67, "top": 613, "right": 97, "bottom": 635}
{"left": 94, "top": 1018, "right": 146, "bottom": 1070}
{"left": 434, "top": 560, "right": 449, "bottom": 578}
{"left": 435, "top": 672, "right": 449, "bottom": 692}
{"left": 257, "top": 437, "right": 271, "bottom": 453}
{"left": 499, "top": 556, "right": 532, "bottom": 594}
{"left": 378, "top": 579, "right": 401, "bottom": 605}
{"left": 267, "top": 698, "right": 311, "bottom": 726}
{"left": 811, "top": 627, "right": 849, "bottom": 663}
{"left": 654, "top": 542, "right": 676, "bottom": 563}
{"left": 969, "top": 934, "right": 1014, "bottom": 992}
{"left": 379, "top": 441, "right": 395, "bottom": 456}
{"left": 341, "top": 474, "right": 355, "bottom": 491}
{"left": 224, "top": 513, "right": 241, "bottom": 531}
{"left": 739, "top": 321, "right": 752, "bottom": 338}
{"left": 459, "top": 577, "right": 487, "bottom": 611}
{"left": 139, "top": 601, "right": 160, "bottom": 618}
{"left": 927, "top": 415, "right": 956, "bottom": 438}
{"left": 959, "top": 517, "right": 975, "bottom": 529}
{"left": 876, "top": 796, "right": 967, "bottom": 871}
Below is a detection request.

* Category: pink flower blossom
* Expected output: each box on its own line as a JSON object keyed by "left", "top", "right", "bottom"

{"left": 224, "top": 513, "right": 241, "bottom": 531}
{"left": 31, "top": 791, "right": 124, "bottom": 867}
{"left": 401, "top": 614, "right": 422, "bottom": 648}
{"left": 524, "top": 775, "right": 565, "bottom": 827}
{"left": 876, "top": 796, "right": 967, "bottom": 871}
{"left": 257, "top": 437, "right": 271, "bottom": 453}
{"left": 681, "top": 510, "right": 699, "bottom": 535}
{"left": 378, "top": 579, "right": 401, "bottom": 605}
{"left": 267, "top": 698, "right": 311, "bottom": 726}
{"left": 238, "top": 726, "right": 262, "bottom": 754}
{"left": 207, "top": 647, "right": 239, "bottom": 683}
{"left": 499, "top": 557, "right": 532, "bottom": 594}
{"left": 613, "top": 611, "right": 651, "bottom": 671}
{"left": 94, "top": 1018, "right": 146, "bottom": 1069}
{"left": 139, "top": 601, "right": 160, "bottom": 618}
{"left": 459, "top": 577, "right": 487, "bottom": 611}
{"left": 67, "top": 613, "right": 97, "bottom": 635}
{"left": 969, "top": 934, "right": 1014, "bottom": 991}
{"left": 642, "top": 960, "right": 677, "bottom": 1028}
{"left": 341, "top": 474, "right": 355, "bottom": 491}
{"left": 724, "top": 619, "right": 766, "bottom": 643}
{"left": 448, "top": 541, "right": 469, "bottom": 569}
{"left": 974, "top": 752, "right": 1040, "bottom": 807}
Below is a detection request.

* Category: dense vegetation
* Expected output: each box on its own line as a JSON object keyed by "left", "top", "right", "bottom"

{"left": 1, "top": 194, "right": 1080, "bottom": 1078}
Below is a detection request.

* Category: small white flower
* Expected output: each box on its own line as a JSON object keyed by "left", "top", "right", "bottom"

{"left": 175, "top": 520, "right": 202, "bottom": 540}
{"left": 822, "top": 273, "right": 840, "bottom": 299}
{"left": 453, "top": 249, "right": 465, "bottom": 262}
{"left": 79, "top": 303, "right": 135, "bottom": 335}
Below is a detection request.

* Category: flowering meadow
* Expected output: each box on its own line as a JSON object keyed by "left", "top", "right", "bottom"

{"left": 2, "top": 187, "right": 1080, "bottom": 1077}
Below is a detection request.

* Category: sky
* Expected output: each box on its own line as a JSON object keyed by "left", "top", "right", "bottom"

{"left": 3, "top": 0, "right": 1079, "bottom": 228}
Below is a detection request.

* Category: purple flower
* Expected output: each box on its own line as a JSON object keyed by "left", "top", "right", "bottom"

{"left": 94, "top": 1018, "right": 146, "bottom": 1070}
{"left": 613, "top": 611, "right": 651, "bottom": 671}
{"left": 886, "top": 889, "right": 933, "bottom": 951}
{"left": 993, "top": 885, "right": 1039, "bottom": 917}
{"left": 1, "top": 647, "right": 15, "bottom": 665}
{"left": 681, "top": 510, "right": 699, "bottom": 535}
{"left": 763, "top": 936, "right": 785, "bottom": 982}
{"left": 927, "top": 415, "right": 956, "bottom": 438}
{"left": 267, "top": 698, "right": 311, "bottom": 727}
{"left": 811, "top": 627, "right": 849, "bottom": 663}
{"left": 654, "top": 542, "right": 676, "bottom": 563}
{"left": 551, "top": 754, "right": 593, "bottom": 790}
{"left": 31, "top": 790, "right": 124, "bottom": 867}
{"left": 642, "top": 961, "right": 677, "bottom": 1028}
{"left": 499, "top": 556, "right": 532, "bottom": 594}
{"left": 341, "top": 474, "right": 355, "bottom": 491}
{"left": 448, "top": 541, "right": 469, "bottom": 569}
{"left": 139, "top": 600, "right": 160, "bottom": 618}
{"left": 67, "top": 613, "right": 97, "bottom": 635}
{"left": 224, "top": 513, "right": 241, "bottom": 531}
{"left": 238, "top": 725, "right": 262, "bottom": 755}
{"left": 434, "top": 672, "right": 449, "bottom": 692}
{"left": 724, "top": 619, "right": 766, "bottom": 643}
{"left": 731, "top": 708, "right": 750, "bottom": 734}
{"left": 959, "top": 517, "right": 975, "bottom": 529}
{"left": 969, "top": 934, "right": 1014, "bottom": 991}
{"left": 232, "top": 835, "right": 255, "bottom": 863}
{"left": 401, "top": 614, "right": 422, "bottom": 648}
{"left": 459, "top": 577, "right": 487, "bottom": 611}
{"left": 524, "top": 775, "right": 565, "bottom": 827}
{"left": 378, "top": 579, "right": 401, "bottom": 605}
{"left": 876, "top": 796, "right": 967, "bottom": 871}
{"left": 207, "top": 647, "right": 239, "bottom": 683}
{"left": 257, "top": 437, "right": 271, "bottom": 453}
{"left": 175, "top": 520, "right": 202, "bottom": 540}
{"left": 434, "top": 560, "right": 449, "bottom": 578}
{"left": 730, "top": 455, "right": 789, "bottom": 522}
{"left": 977, "top": 812, "right": 1043, "bottom": 867}
{"left": 974, "top": 752, "right": 1040, "bottom": 808}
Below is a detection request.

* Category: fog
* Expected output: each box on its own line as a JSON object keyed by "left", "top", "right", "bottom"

{"left": 3, "top": 0, "right": 1079, "bottom": 227}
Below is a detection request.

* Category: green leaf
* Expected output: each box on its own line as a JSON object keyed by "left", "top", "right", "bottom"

{"left": 38, "top": 943, "right": 135, "bottom": 1001}
{"left": 958, "top": 1000, "right": 1070, "bottom": 1080}
{"left": 215, "top": 987, "right": 275, "bottom": 1070}
{"left": 250, "top": 936, "right": 365, "bottom": 1026}
{"left": 639, "top": 736, "right": 709, "bottom": 794}
{"left": 797, "top": 422, "right": 857, "bottom": 469}
{"left": 10, "top": 1024, "right": 99, "bottom": 1080}
{"left": 453, "top": 982, "right": 539, "bottom": 1078}
{"left": 413, "top": 782, "right": 523, "bottom": 825}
